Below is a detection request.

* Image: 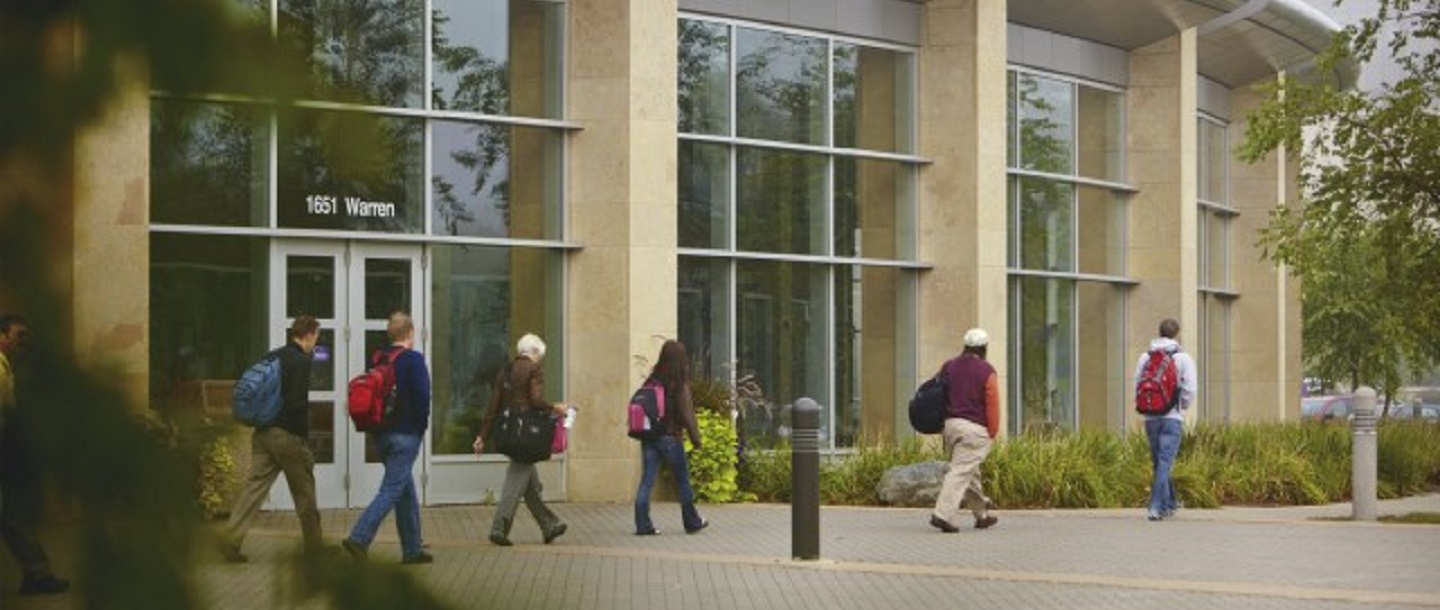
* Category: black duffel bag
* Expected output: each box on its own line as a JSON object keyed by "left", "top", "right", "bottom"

{"left": 492, "top": 407, "right": 556, "bottom": 464}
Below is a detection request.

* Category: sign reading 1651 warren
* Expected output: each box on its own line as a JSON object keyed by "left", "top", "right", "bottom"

{"left": 306, "top": 194, "right": 397, "bottom": 218}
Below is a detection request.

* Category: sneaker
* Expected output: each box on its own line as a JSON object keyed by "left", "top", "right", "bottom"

{"left": 218, "top": 544, "right": 248, "bottom": 564}
{"left": 684, "top": 519, "right": 710, "bottom": 535}
{"left": 1147, "top": 512, "right": 1164, "bottom": 522}
{"left": 974, "top": 515, "right": 999, "bottom": 530}
{"left": 488, "top": 532, "right": 513, "bottom": 547}
{"left": 635, "top": 527, "right": 661, "bottom": 536}
{"left": 929, "top": 515, "right": 959, "bottom": 533}
{"left": 19, "top": 575, "right": 70, "bottom": 596}
{"left": 401, "top": 551, "right": 434, "bottom": 565}
{"left": 340, "top": 537, "right": 368, "bottom": 561}
{"left": 543, "top": 523, "right": 568, "bottom": 545}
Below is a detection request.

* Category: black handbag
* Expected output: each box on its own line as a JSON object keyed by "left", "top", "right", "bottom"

{"left": 493, "top": 407, "right": 556, "bottom": 464}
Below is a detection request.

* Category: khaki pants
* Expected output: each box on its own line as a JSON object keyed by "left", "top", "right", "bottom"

{"left": 223, "top": 427, "right": 323, "bottom": 552}
{"left": 932, "top": 418, "right": 992, "bottom": 527}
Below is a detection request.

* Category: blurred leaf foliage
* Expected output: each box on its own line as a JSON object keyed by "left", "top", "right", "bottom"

{"left": 0, "top": 0, "right": 454, "bottom": 607}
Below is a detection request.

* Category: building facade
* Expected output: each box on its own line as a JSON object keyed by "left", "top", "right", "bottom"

{"left": 43, "top": 0, "right": 1339, "bottom": 505}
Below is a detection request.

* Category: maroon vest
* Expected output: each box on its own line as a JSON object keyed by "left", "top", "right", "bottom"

{"left": 942, "top": 354, "right": 994, "bottom": 427}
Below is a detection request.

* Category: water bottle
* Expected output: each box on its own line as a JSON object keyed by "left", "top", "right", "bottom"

{"left": 564, "top": 405, "right": 577, "bottom": 429}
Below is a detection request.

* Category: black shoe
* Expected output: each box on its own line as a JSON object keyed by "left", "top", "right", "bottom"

{"left": 684, "top": 519, "right": 709, "bottom": 535}
{"left": 974, "top": 515, "right": 999, "bottom": 530}
{"left": 488, "top": 531, "right": 513, "bottom": 547}
{"left": 20, "top": 575, "right": 70, "bottom": 596}
{"left": 543, "top": 523, "right": 568, "bottom": 545}
{"left": 635, "top": 527, "right": 661, "bottom": 536}
{"left": 401, "top": 551, "right": 434, "bottom": 565}
{"left": 340, "top": 537, "right": 368, "bottom": 561}
{"left": 218, "top": 544, "right": 248, "bottom": 564}
{"left": 929, "top": 515, "right": 959, "bottom": 533}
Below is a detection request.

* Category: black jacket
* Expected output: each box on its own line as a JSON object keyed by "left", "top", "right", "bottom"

{"left": 261, "top": 341, "right": 312, "bottom": 438}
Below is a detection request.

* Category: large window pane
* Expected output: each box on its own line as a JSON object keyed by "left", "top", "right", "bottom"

{"left": 1204, "top": 211, "right": 1229, "bottom": 289}
{"left": 1077, "top": 86, "right": 1122, "bottom": 182}
{"left": 835, "top": 158, "right": 913, "bottom": 260}
{"left": 1199, "top": 119, "right": 1228, "bottom": 203}
{"left": 1010, "top": 276, "right": 1075, "bottom": 434}
{"left": 279, "top": 0, "right": 425, "bottom": 108}
{"left": 1199, "top": 294, "right": 1231, "bottom": 423}
{"left": 736, "top": 260, "right": 829, "bottom": 448}
{"left": 1014, "top": 177, "right": 1074, "bottom": 272}
{"left": 277, "top": 109, "right": 424, "bottom": 233}
{"left": 679, "top": 141, "right": 730, "bottom": 249}
{"left": 431, "top": 0, "right": 563, "bottom": 118}
{"left": 834, "top": 266, "right": 914, "bottom": 448}
{"left": 1015, "top": 74, "right": 1074, "bottom": 175}
{"left": 1076, "top": 282, "right": 1126, "bottom": 431}
{"left": 679, "top": 257, "right": 733, "bottom": 382}
{"left": 432, "top": 121, "right": 561, "bottom": 239}
{"left": 429, "top": 245, "right": 564, "bottom": 455}
{"left": 150, "top": 234, "right": 270, "bottom": 410}
{"left": 736, "top": 28, "right": 827, "bottom": 145}
{"left": 151, "top": 100, "right": 268, "bottom": 227}
{"left": 736, "top": 147, "right": 826, "bottom": 255}
{"left": 1077, "top": 186, "right": 1125, "bottom": 276}
{"left": 833, "top": 44, "right": 914, "bottom": 153}
{"left": 679, "top": 19, "right": 730, "bottom": 136}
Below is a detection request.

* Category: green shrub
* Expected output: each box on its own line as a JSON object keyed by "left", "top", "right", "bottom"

{"left": 685, "top": 408, "right": 750, "bottom": 503}
{"left": 736, "top": 421, "right": 1440, "bottom": 509}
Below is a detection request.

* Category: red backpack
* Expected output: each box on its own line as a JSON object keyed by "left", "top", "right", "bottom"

{"left": 1135, "top": 349, "right": 1180, "bottom": 416}
{"left": 348, "top": 347, "right": 407, "bottom": 432}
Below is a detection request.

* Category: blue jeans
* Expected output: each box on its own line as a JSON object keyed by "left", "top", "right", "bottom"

{"left": 634, "top": 436, "right": 703, "bottom": 533}
{"left": 348, "top": 432, "right": 424, "bottom": 558}
{"left": 1145, "top": 418, "right": 1182, "bottom": 515}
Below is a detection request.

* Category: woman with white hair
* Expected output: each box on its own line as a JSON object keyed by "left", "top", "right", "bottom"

{"left": 473, "top": 333, "right": 571, "bottom": 546}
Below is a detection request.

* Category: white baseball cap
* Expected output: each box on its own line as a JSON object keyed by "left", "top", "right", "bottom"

{"left": 963, "top": 328, "right": 989, "bottom": 347}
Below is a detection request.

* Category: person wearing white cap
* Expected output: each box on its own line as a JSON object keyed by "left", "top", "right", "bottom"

{"left": 929, "top": 327, "right": 1000, "bottom": 533}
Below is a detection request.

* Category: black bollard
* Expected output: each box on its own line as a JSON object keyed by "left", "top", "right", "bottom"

{"left": 791, "top": 398, "right": 821, "bottom": 560}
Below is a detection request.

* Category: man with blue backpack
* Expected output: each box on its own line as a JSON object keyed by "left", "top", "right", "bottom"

{"left": 220, "top": 315, "right": 324, "bottom": 562}
{"left": 1133, "top": 318, "right": 1197, "bottom": 522}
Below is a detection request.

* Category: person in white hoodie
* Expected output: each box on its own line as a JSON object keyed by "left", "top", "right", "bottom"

{"left": 1133, "top": 318, "right": 1197, "bottom": 521}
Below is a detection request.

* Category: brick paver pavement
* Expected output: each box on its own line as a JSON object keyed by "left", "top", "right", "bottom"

{"left": 5, "top": 496, "right": 1439, "bottom": 609}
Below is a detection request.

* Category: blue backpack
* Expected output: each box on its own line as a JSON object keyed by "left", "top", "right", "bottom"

{"left": 232, "top": 352, "right": 283, "bottom": 427}
{"left": 908, "top": 371, "right": 949, "bottom": 434}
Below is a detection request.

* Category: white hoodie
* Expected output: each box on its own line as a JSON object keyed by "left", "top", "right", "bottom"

{"left": 1133, "top": 337, "right": 1197, "bottom": 421}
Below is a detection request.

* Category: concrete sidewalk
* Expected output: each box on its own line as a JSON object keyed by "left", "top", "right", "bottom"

{"left": 5, "top": 495, "right": 1439, "bottom": 609}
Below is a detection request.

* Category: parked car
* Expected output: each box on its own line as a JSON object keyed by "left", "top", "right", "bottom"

{"left": 1387, "top": 402, "right": 1440, "bottom": 422}
{"left": 1301, "top": 395, "right": 1355, "bottom": 422}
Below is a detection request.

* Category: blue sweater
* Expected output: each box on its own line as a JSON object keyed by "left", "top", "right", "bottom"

{"left": 380, "top": 346, "right": 431, "bottom": 435}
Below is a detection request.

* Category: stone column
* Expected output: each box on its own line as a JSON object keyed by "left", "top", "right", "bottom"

{"left": 567, "top": 0, "right": 678, "bottom": 501}
{"left": 917, "top": 0, "right": 1008, "bottom": 432}
{"left": 1126, "top": 30, "right": 1197, "bottom": 427}
{"left": 1229, "top": 79, "right": 1302, "bottom": 421}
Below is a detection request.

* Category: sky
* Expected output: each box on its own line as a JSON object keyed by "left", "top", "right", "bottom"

{"left": 1301, "top": 0, "right": 1412, "bottom": 90}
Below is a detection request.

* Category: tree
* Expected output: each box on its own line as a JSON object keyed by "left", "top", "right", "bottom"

{"left": 1239, "top": 0, "right": 1440, "bottom": 405}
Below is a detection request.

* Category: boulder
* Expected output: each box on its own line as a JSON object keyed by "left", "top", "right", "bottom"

{"left": 876, "top": 460, "right": 948, "bottom": 507}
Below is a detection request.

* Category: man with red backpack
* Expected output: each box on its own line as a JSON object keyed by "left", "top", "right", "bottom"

{"left": 1133, "top": 318, "right": 1197, "bottom": 522}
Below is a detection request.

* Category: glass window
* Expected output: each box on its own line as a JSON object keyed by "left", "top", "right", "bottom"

{"left": 1203, "top": 209, "right": 1229, "bottom": 290}
{"left": 1198, "top": 294, "right": 1231, "bottom": 423}
{"left": 431, "top": 0, "right": 564, "bottom": 118}
{"left": 834, "top": 265, "right": 914, "bottom": 447}
{"left": 1012, "top": 176, "right": 1074, "bottom": 272}
{"left": 151, "top": 100, "right": 268, "bottom": 227}
{"left": 834, "top": 158, "right": 914, "bottom": 260}
{"left": 678, "top": 19, "right": 731, "bottom": 136}
{"left": 1077, "top": 186, "right": 1125, "bottom": 276}
{"left": 736, "top": 147, "right": 826, "bottom": 255}
{"left": 429, "top": 245, "right": 564, "bottom": 455}
{"left": 833, "top": 43, "right": 914, "bottom": 153}
{"left": 431, "top": 120, "right": 561, "bottom": 239}
{"left": 678, "top": 141, "right": 730, "bottom": 249}
{"left": 1077, "top": 86, "right": 1123, "bottom": 182}
{"left": 1014, "top": 73, "right": 1074, "bottom": 175}
{"left": 150, "top": 234, "right": 270, "bottom": 410}
{"left": 1198, "top": 119, "right": 1228, "bottom": 203}
{"left": 277, "top": 109, "right": 424, "bottom": 233}
{"left": 1076, "top": 282, "right": 1126, "bottom": 431}
{"left": 679, "top": 257, "right": 733, "bottom": 382}
{"left": 1010, "top": 276, "right": 1076, "bottom": 434}
{"left": 278, "top": 0, "right": 425, "bottom": 108}
{"left": 736, "top": 27, "right": 828, "bottom": 145}
{"left": 736, "top": 260, "right": 830, "bottom": 448}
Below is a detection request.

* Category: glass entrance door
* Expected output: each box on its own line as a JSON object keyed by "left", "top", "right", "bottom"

{"left": 269, "top": 239, "right": 426, "bottom": 509}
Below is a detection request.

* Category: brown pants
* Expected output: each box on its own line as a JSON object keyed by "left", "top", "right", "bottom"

{"left": 931, "top": 418, "right": 993, "bottom": 527}
{"left": 222, "top": 427, "right": 323, "bottom": 552}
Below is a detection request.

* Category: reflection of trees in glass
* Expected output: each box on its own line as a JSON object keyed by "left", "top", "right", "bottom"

{"left": 736, "top": 29, "right": 827, "bottom": 144}
{"left": 151, "top": 101, "right": 262, "bottom": 226}
{"left": 832, "top": 44, "right": 856, "bottom": 148}
{"left": 737, "top": 148, "right": 823, "bottom": 254}
{"left": 678, "top": 19, "right": 729, "bottom": 135}
{"left": 278, "top": 109, "right": 422, "bottom": 232}
{"left": 279, "top": 0, "right": 424, "bottom": 107}
{"left": 431, "top": 9, "right": 508, "bottom": 114}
